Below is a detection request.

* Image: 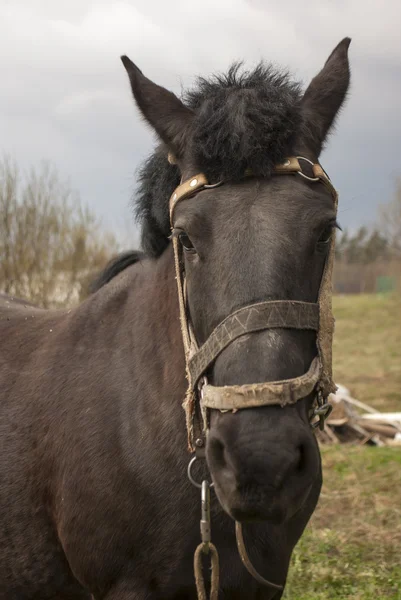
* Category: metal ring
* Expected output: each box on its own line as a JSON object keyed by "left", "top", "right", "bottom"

{"left": 297, "top": 171, "right": 320, "bottom": 182}
{"left": 204, "top": 181, "right": 224, "bottom": 189}
{"left": 296, "top": 155, "right": 320, "bottom": 182}
{"left": 187, "top": 456, "right": 214, "bottom": 489}
{"left": 296, "top": 155, "right": 314, "bottom": 166}
{"left": 198, "top": 375, "right": 208, "bottom": 400}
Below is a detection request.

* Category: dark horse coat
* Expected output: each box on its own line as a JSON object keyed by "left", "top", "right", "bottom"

{"left": 0, "top": 37, "right": 351, "bottom": 600}
{"left": 0, "top": 261, "right": 317, "bottom": 599}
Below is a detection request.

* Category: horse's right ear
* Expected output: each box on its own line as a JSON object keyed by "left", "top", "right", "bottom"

{"left": 121, "top": 56, "right": 193, "bottom": 156}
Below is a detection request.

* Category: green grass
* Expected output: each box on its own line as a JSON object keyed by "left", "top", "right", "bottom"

{"left": 332, "top": 293, "right": 401, "bottom": 411}
{"left": 284, "top": 294, "right": 401, "bottom": 599}
{"left": 285, "top": 446, "right": 401, "bottom": 599}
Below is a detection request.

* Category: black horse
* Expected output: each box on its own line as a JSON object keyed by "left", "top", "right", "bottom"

{"left": 0, "top": 38, "right": 351, "bottom": 599}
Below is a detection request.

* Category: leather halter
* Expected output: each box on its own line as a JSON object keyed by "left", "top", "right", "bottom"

{"left": 169, "top": 156, "right": 338, "bottom": 451}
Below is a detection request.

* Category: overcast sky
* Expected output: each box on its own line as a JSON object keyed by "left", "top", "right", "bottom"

{"left": 1, "top": 0, "right": 400, "bottom": 245}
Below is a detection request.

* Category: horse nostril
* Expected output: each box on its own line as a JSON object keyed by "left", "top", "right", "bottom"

{"left": 207, "top": 434, "right": 239, "bottom": 495}
{"left": 209, "top": 436, "right": 227, "bottom": 471}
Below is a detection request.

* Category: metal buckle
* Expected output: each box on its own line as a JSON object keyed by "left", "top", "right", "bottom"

{"left": 200, "top": 480, "right": 211, "bottom": 554}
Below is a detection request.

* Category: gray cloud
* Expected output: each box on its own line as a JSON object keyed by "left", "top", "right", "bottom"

{"left": 1, "top": 0, "right": 400, "bottom": 243}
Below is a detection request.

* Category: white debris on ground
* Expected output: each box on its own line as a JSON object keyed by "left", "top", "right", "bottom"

{"left": 317, "top": 384, "right": 401, "bottom": 446}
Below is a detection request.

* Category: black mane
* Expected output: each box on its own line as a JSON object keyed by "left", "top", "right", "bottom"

{"left": 135, "top": 62, "right": 302, "bottom": 258}
{"left": 89, "top": 251, "right": 144, "bottom": 293}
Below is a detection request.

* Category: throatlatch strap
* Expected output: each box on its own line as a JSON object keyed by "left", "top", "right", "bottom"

{"left": 188, "top": 301, "right": 319, "bottom": 386}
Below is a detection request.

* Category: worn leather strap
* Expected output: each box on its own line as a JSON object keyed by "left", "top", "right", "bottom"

{"left": 273, "top": 156, "right": 301, "bottom": 173}
{"left": 169, "top": 158, "right": 302, "bottom": 222}
{"left": 200, "top": 357, "right": 321, "bottom": 411}
{"left": 188, "top": 301, "right": 319, "bottom": 386}
{"left": 170, "top": 173, "right": 209, "bottom": 222}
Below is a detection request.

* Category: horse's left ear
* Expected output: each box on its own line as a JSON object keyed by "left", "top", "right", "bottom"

{"left": 121, "top": 55, "right": 194, "bottom": 156}
{"left": 301, "top": 37, "right": 351, "bottom": 156}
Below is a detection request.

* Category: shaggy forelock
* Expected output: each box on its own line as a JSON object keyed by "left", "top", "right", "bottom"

{"left": 135, "top": 62, "right": 303, "bottom": 257}
{"left": 186, "top": 63, "right": 302, "bottom": 182}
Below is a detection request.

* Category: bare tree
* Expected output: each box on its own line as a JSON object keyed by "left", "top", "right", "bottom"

{"left": 379, "top": 177, "right": 401, "bottom": 258}
{"left": 0, "top": 155, "right": 118, "bottom": 308}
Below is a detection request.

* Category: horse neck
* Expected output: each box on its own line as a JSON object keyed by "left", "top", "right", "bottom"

{"left": 123, "top": 245, "right": 185, "bottom": 384}
{"left": 94, "top": 245, "right": 189, "bottom": 452}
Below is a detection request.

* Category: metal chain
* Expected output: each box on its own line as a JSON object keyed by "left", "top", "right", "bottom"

{"left": 312, "top": 389, "right": 333, "bottom": 430}
{"left": 193, "top": 480, "right": 220, "bottom": 600}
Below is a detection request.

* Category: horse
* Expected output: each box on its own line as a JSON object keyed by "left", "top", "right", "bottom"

{"left": 0, "top": 37, "right": 351, "bottom": 599}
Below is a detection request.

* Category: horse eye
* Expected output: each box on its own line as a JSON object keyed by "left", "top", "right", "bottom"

{"left": 317, "top": 225, "right": 334, "bottom": 246}
{"left": 179, "top": 232, "right": 196, "bottom": 253}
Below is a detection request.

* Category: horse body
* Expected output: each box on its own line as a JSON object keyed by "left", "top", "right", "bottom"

{"left": 0, "top": 297, "right": 89, "bottom": 598}
{"left": 0, "top": 255, "right": 314, "bottom": 599}
{"left": 0, "top": 38, "right": 351, "bottom": 599}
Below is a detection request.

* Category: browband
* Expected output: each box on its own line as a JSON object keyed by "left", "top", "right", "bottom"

{"left": 170, "top": 157, "right": 302, "bottom": 221}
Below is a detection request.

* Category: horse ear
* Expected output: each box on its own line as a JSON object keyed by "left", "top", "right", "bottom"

{"left": 301, "top": 38, "right": 351, "bottom": 156}
{"left": 121, "top": 56, "right": 193, "bottom": 156}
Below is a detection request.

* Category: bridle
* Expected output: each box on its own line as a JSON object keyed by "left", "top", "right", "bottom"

{"left": 170, "top": 155, "right": 337, "bottom": 449}
{"left": 169, "top": 155, "right": 338, "bottom": 597}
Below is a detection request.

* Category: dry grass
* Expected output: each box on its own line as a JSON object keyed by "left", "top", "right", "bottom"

{"left": 332, "top": 293, "right": 401, "bottom": 411}
{"left": 284, "top": 294, "right": 401, "bottom": 599}
{"left": 285, "top": 446, "right": 401, "bottom": 599}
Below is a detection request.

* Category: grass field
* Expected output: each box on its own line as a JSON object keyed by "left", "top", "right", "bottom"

{"left": 284, "top": 294, "right": 401, "bottom": 600}
{"left": 332, "top": 293, "right": 401, "bottom": 412}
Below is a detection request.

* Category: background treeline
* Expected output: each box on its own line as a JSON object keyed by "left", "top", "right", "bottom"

{"left": 334, "top": 179, "right": 400, "bottom": 294}
{"left": 0, "top": 155, "right": 118, "bottom": 307}
{"left": 1, "top": 155, "right": 400, "bottom": 307}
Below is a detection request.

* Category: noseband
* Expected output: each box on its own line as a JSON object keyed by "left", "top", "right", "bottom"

{"left": 169, "top": 156, "right": 338, "bottom": 452}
